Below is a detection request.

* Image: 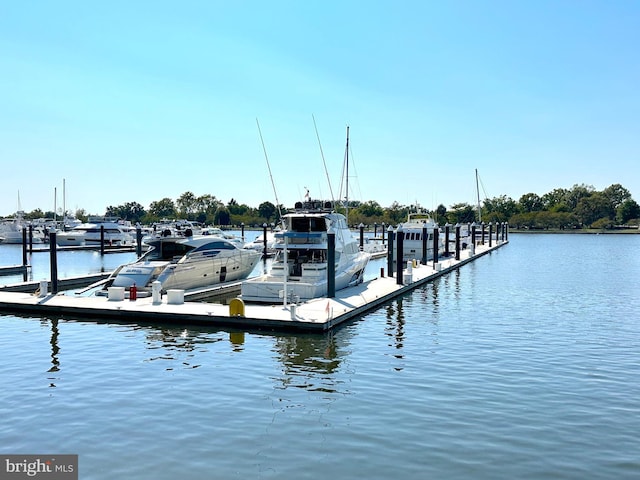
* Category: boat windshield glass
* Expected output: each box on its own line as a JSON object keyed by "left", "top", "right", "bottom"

{"left": 193, "top": 241, "right": 236, "bottom": 252}
{"left": 145, "top": 241, "right": 196, "bottom": 261}
{"left": 291, "top": 217, "right": 326, "bottom": 233}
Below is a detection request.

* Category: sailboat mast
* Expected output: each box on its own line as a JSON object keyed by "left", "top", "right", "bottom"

{"left": 475, "top": 168, "right": 481, "bottom": 223}
{"left": 256, "top": 119, "right": 284, "bottom": 227}
{"left": 345, "top": 125, "right": 349, "bottom": 225}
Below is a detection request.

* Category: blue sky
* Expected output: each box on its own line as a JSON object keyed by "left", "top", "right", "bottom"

{"left": 1, "top": 1, "right": 638, "bottom": 217}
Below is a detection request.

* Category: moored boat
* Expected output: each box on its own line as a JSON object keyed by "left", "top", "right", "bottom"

{"left": 241, "top": 199, "right": 371, "bottom": 303}
{"left": 98, "top": 235, "right": 261, "bottom": 297}
{"left": 394, "top": 211, "right": 444, "bottom": 263}
{"left": 0, "top": 211, "right": 46, "bottom": 244}
{"left": 56, "top": 217, "right": 135, "bottom": 247}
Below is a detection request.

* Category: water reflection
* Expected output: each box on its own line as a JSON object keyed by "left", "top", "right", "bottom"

{"left": 143, "top": 326, "right": 225, "bottom": 369}
{"left": 271, "top": 332, "right": 342, "bottom": 392}
{"left": 385, "top": 299, "right": 405, "bottom": 365}
{"left": 47, "top": 318, "right": 60, "bottom": 387}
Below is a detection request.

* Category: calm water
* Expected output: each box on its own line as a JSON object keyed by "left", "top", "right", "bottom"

{"left": 1, "top": 234, "right": 639, "bottom": 479}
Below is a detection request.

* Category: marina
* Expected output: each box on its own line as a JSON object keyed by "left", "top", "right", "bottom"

{"left": 0, "top": 233, "right": 505, "bottom": 331}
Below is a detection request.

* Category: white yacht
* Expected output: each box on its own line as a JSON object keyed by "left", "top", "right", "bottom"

{"left": 200, "top": 227, "right": 245, "bottom": 247}
{"left": 241, "top": 199, "right": 371, "bottom": 303}
{"left": 244, "top": 228, "right": 280, "bottom": 255}
{"left": 393, "top": 211, "right": 444, "bottom": 263}
{"left": 99, "top": 235, "right": 260, "bottom": 296}
{"left": 56, "top": 217, "right": 135, "bottom": 247}
{"left": 0, "top": 211, "right": 45, "bottom": 244}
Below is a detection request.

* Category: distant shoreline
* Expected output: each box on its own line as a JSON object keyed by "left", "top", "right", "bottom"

{"left": 509, "top": 228, "right": 640, "bottom": 234}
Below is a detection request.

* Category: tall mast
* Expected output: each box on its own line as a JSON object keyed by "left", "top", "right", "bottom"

{"left": 475, "top": 168, "right": 481, "bottom": 223}
{"left": 256, "top": 119, "right": 284, "bottom": 227}
{"left": 345, "top": 125, "right": 349, "bottom": 224}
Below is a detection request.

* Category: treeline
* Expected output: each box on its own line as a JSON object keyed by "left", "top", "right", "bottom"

{"left": 18, "top": 183, "right": 640, "bottom": 230}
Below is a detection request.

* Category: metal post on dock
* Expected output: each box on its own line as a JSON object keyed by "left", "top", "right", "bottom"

{"left": 386, "top": 225, "right": 394, "bottom": 277}
{"left": 136, "top": 224, "right": 143, "bottom": 257}
{"left": 22, "top": 228, "right": 28, "bottom": 282}
{"left": 28, "top": 225, "right": 34, "bottom": 253}
{"left": 100, "top": 225, "right": 105, "bottom": 255}
{"left": 444, "top": 224, "right": 450, "bottom": 257}
{"left": 455, "top": 224, "right": 461, "bottom": 260}
{"left": 396, "top": 226, "right": 404, "bottom": 285}
{"left": 241, "top": 222, "right": 245, "bottom": 242}
{"left": 49, "top": 229, "right": 58, "bottom": 294}
{"left": 374, "top": 223, "right": 378, "bottom": 238}
{"left": 421, "top": 222, "right": 427, "bottom": 265}
{"left": 262, "top": 223, "right": 268, "bottom": 259}
{"left": 327, "top": 229, "right": 336, "bottom": 298}
{"left": 382, "top": 223, "right": 386, "bottom": 244}
{"left": 505, "top": 222, "right": 509, "bottom": 241}
{"left": 22, "top": 228, "right": 27, "bottom": 265}
{"left": 359, "top": 223, "right": 364, "bottom": 251}
{"left": 481, "top": 222, "right": 486, "bottom": 245}
{"left": 433, "top": 225, "right": 439, "bottom": 265}
{"left": 471, "top": 223, "right": 477, "bottom": 254}
{"left": 488, "top": 222, "right": 493, "bottom": 247}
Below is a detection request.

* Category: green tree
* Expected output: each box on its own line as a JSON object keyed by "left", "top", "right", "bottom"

{"left": 602, "top": 184, "right": 631, "bottom": 210}
{"left": 385, "top": 201, "right": 408, "bottom": 226}
{"left": 518, "top": 193, "right": 543, "bottom": 213}
{"left": 435, "top": 204, "right": 447, "bottom": 223}
{"left": 106, "top": 202, "right": 146, "bottom": 223}
{"left": 258, "top": 201, "right": 277, "bottom": 222}
{"left": 541, "top": 188, "right": 570, "bottom": 211}
{"left": 447, "top": 203, "right": 475, "bottom": 224}
{"left": 214, "top": 206, "right": 231, "bottom": 225}
{"left": 483, "top": 195, "right": 518, "bottom": 222}
{"left": 148, "top": 198, "right": 177, "bottom": 219}
{"left": 565, "top": 184, "right": 595, "bottom": 210}
{"left": 616, "top": 199, "right": 640, "bottom": 224}
{"left": 575, "top": 192, "right": 610, "bottom": 227}
{"left": 357, "top": 200, "right": 384, "bottom": 218}
{"left": 176, "top": 191, "right": 198, "bottom": 219}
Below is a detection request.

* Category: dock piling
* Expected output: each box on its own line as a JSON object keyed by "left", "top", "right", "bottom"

{"left": 49, "top": 229, "right": 59, "bottom": 294}
{"left": 396, "top": 227, "right": 404, "bottom": 285}
{"left": 327, "top": 230, "right": 336, "bottom": 298}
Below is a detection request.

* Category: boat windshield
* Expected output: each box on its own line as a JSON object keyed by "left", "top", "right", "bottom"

{"left": 290, "top": 217, "right": 327, "bottom": 233}
{"left": 192, "top": 241, "right": 236, "bottom": 252}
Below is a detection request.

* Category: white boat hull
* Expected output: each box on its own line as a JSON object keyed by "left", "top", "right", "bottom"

{"left": 99, "top": 235, "right": 260, "bottom": 295}
{"left": 241, "top": 251, "right": 369, "bottom": 303}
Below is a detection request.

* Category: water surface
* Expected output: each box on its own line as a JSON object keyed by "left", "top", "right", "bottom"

{"left": 1, "top": 234, "right": 639, "bottom": 479}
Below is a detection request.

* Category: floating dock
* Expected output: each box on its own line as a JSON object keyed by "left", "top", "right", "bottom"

{"left": 0, "top": 241, "right": 507, "bottom": 331}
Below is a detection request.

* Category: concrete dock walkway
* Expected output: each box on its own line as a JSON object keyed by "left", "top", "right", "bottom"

{"left": 0, "top": 241, "right": 507, "bottom": 332}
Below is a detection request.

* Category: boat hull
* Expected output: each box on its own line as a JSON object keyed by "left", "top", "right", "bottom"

{"left": 241, "top": 252, "right": 369, "bottom": 303}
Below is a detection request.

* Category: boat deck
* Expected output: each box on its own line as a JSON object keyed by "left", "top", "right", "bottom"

{"left": 0, "top": 241, "right": 507, "bottom": 331}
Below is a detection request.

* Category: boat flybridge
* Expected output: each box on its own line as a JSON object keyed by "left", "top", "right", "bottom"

{"left": 394, "top": 211, "right": 445, "bottom": 264}
{"left": 240, "top": 199, "right": 371, "bottom": 303}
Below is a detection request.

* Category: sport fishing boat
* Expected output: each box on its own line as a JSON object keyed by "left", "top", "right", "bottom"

{"left": 394, "top": 210, "right": 445, "bottom": 263}
{"left": 98, "top": 235, "right": 260, "bottom": 297}
{"left": 240, "top": 199, "right": 371, "bottom": 303}
{"left": 0, "top": 211, "right": 45, "bottom": 244}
